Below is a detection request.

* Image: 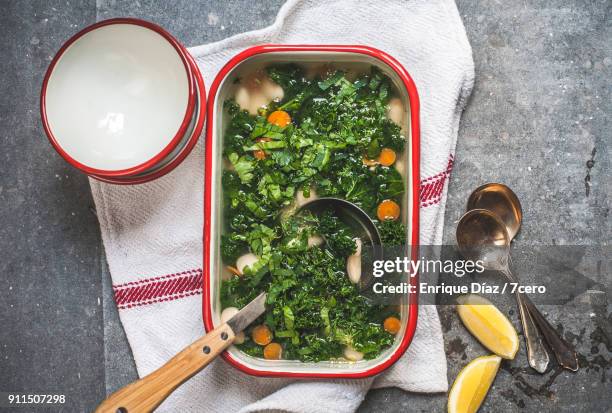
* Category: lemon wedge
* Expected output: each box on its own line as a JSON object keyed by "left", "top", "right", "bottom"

{"left": 457, "top": 294, "right": 519, "bottom": 359}
{"left": 448, "top": 355, "right": 501, "bottom": 413}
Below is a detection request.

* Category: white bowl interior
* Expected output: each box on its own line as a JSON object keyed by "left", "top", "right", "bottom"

{"left": 45, "top": 23, "right": 190, "bottom": 171}
{"left": 131, "top": 81, "right": 201, "bottom": 178}
{"left": 208, "top": 51, "right": 415, "bottom": 375}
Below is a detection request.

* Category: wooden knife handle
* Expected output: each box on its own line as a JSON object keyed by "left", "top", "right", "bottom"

{"left": 95, "top": 324, "right": 235, "bottom": 413}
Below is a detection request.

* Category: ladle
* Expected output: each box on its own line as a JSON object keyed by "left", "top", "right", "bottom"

{"left": 299, "top": 198, "right": 383, "bottom": 292}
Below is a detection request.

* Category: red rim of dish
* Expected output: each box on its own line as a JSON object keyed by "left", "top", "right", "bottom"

{"left": 202, "top": 45, "right": 421, "bottom": 378}
{"left": 91, "top": 50, "right": 205, "bottom": 185}
{"left": 40, "top": 17, "right": 197, "bottom": 177}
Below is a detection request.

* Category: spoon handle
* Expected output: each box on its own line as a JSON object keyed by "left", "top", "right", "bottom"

{"left": 501, "top": 268, "right": 550, "bottom": 373}
{"left": 522, "top": 296, "right": 579, "bottom": 371}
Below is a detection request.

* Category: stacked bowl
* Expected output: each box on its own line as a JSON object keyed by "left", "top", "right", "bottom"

{"left": 41, "top": 18, "right": 205, "bottom": 184}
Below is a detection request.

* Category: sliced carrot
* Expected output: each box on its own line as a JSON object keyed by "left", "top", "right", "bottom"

{"left": 226, "top": 265, "right": 241, "bottom": 277}
{"left": 267, "top": 110, "right": 292, "bottom": 127}
{"left": 378, "top": 148, "right": 397, "bottom": 166}
{"left": 253, "top": 137, "right": 272, "bottom": 160}
{"left": 252, "top": 325, "right": 273, "bottom": 346}
{"left": 377, "top": 200, "right": 400, "bottom": 221}
{"left": 383, "top": 316, "right": 401, "bottom": 335}
{"left": 263, "top": 342, "right": 283, "bottom": 360}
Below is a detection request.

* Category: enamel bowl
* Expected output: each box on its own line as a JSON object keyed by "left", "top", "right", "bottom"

{"left": 91, "top": 50, "right": 206, "bottom": 185}
{"left": 41, "top": 18, "right": 198, "bottom": 178}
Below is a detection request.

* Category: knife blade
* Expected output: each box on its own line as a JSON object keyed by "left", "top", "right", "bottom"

{"left": 226, "top": 292, "right": 267, "bottom": 334}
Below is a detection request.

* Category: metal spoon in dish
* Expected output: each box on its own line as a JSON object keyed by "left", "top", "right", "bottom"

{"left": 299, "top": 198, "right": 384, "bottom": 292}
{"left": 456, "top": 209, "right": 550, "bottom": 373}
{"left": 466, "top": 183, "right": 578, "bottom": 371}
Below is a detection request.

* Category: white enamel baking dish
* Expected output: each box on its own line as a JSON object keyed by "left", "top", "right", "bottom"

{"left": 203, "top": 45, "right": 420, "bottom": 378}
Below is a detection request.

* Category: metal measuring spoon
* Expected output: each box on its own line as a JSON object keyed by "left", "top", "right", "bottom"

{"left": 467, "top": 183, "right": 522, "bottom": 239}
{"left": 457, "top": 209, "right": 550, "bottom": 373}
{"left": 467, "top": 184, "right": 579, "bottom": 371}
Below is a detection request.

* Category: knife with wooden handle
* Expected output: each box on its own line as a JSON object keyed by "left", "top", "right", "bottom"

{"left": 95, "top": 292, "right": 267, "bottom": 413}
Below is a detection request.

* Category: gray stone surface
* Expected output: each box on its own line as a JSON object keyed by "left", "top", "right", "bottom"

{"left": 0, "top": 1, "right": 609, "bottom": 412}
{"left": 0, "top": 1, "right": 103, "bottom": 412}
{"left": 425, "top": 1, "right": 610, "bottom": 412}
{"left": 434, "top": 1, "right": 611, "bottom": 411}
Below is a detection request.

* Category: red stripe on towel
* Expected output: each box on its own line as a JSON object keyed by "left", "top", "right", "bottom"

{"left": 112, "top": 268, "right": 202, "bottom": 288}
{"left": 420, "top": 155, "right": 454, "bottom": 208}
{"left": 113, "top": 269, "right": 203, "bottom": 310}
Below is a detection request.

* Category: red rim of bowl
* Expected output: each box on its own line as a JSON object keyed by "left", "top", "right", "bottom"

{"left": 202, "top": 45, "right": 421, "bottom": 378}
{"left": 40, "top": 17, "right": 197, "bottom": 177}
{"left": 91, "top": 50, "right": 205, "bottom": 185}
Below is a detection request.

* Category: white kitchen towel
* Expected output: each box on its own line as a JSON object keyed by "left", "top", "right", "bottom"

{"left": 91, "top": 0, "right": 474, "bottom": 411}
